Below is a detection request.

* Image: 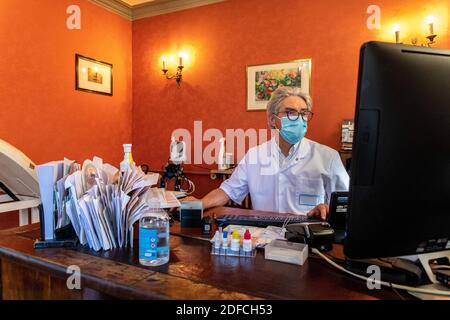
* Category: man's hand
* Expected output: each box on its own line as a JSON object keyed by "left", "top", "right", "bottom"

{"left": 180, "top": 196, "right": 200, "bottom": 203}
{"left": 307, "top": 204, "right": 329, "bottom": 221}
{"left": 169, "top": 196, "right": 202, "bottom": 217}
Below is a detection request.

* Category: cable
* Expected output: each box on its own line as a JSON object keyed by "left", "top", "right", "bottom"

{"left": 391, "top": 285, "right": 407, "bottom": 300}
{"left": 184, "top": 178, "right": 195, "bottom": 195}
{"left": 323, "top": 252, "right": 347, "bottom": 264}
{"left": 311, "top": 248, "right": 450, "bottom": 297}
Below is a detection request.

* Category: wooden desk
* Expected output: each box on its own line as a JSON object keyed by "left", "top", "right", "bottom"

{"left": 0, "top": 207, "right": 402, "bottom": 300}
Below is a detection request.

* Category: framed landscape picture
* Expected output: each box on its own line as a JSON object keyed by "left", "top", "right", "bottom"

{"left": 76, "top": 54, "right": 113, "bottom": 96}
{"left": 247, "top": 59, "right": 311, "bottom": 111}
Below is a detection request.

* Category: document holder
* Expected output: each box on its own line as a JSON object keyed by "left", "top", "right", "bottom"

{"left": 34, "top": 204, "right": 78, "bottom": 249}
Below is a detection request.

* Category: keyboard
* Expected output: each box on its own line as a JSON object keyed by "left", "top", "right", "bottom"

{"left": 216, "top": 214, "right": 322, "bottom": 228}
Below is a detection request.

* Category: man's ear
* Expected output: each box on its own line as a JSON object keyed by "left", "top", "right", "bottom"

{"left": 269, "top": 115, "right": 277, "bottom": 129}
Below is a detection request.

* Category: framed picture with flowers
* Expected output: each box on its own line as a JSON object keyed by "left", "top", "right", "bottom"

{"left": 246, "top": 59, "right": 311, "bottom": 111}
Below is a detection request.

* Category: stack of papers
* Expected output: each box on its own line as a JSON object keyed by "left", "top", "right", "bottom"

{"left": 36, "top": 155, "right": 183, "bottom": 251}
{"left": 63, "top": 159, "right": 165, "bottom": 251}
{"left": 144, "top": 188, "right": 181, "bottom": 209}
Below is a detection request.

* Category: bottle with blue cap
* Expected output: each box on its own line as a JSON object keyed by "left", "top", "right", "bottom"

{"left": 139, "top": 205, "right": 170, "bottom": 266}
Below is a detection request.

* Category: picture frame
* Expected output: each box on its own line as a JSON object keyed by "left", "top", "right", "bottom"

{"left": 75, "top": 54, "right": 113, "bottom": 96}
{"left": 246, "top": 59, "right": 311, "bottom": 111}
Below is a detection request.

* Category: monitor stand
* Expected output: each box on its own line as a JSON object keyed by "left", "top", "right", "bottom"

{"left": 402, "top": 250, "right": 450, "bottom": 284}
{"left": 346, "top": 250, "right": 450, "bottom": 299}
{"left": 387, "top": 250, "right": 450, "bottom": 300}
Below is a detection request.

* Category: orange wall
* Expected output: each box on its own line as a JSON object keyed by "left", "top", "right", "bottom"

{"left": 0, "top": 0, "right": 448, "bottom": 202}
{"left": 132, "top": 0, "right": 449, "bottom": 197}
{"left": 0, "top": 0, "right": 132, "bottom": 166}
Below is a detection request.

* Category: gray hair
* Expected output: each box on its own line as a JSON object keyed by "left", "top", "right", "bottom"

{"left": 266, "top": 86, "right": 312, "bottom": 126}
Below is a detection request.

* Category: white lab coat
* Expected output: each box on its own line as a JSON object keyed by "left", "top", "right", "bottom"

{"left": 220, "top": 137, "right": 349, "bottom": 215}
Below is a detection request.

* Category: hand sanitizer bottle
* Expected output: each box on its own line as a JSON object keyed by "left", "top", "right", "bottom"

{"left": 139, "top": 207, "right": 170, "bottom": 266}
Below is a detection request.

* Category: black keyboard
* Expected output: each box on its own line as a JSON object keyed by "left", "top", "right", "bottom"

{"left": 216, "top": 214, "right": 322, "bottom": 228}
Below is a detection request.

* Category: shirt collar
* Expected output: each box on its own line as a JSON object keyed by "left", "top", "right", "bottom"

{"left": 297, "top": 138, "right": 311, "bottom": 160}
{"left": 271, "top": 137, "right": 310, "bottom": 160}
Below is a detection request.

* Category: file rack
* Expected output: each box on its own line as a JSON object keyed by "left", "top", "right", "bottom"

{"left": 210, "top": 244, "right": 256, "bottom": 257}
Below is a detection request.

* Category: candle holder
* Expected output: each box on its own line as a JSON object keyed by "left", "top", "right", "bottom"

{"left": 392, "top": 24, "right": 401, "bottom": 44}
{"left": 410, "top": 16, "right": 438, "bottom": 47}
{"left": 395, "top": 31, "right": 400, "bottom": 44}
{"left": 162, "top": 65, "right": 184, "bottom": 86}
{"left": 411, "top": 34, "right": 437, "bottom": 47}
{"left": 161, "top": 53, "right": 186, "bottom": 86}
{"left": 426, "top": 34, "right": 437, "bottom": 47}
{"left": 426, "top": 16, "right": 436, "bottom": 46}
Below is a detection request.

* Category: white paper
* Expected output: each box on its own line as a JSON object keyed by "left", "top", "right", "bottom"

{"left": 36, "top": 165, "right": 56, "bottom": 240}
{"left": 60, "top": 161, "right": 161, "bottom": 251}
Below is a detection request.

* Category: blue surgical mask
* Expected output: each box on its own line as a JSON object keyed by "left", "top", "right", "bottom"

{"left": 276, "top": 116, "right": 308, "bottom": 145}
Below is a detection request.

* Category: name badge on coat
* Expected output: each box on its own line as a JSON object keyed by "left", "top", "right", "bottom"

{"left": 299, "top": 194, "right": 320, "bottom": 207}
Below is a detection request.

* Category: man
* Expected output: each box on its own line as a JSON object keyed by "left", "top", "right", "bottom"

{"left": 188, "top": 86, "right": 349, "bottom": 220}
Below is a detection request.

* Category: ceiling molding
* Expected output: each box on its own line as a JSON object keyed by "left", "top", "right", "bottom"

{"left": 89, "top": 0, "right": 226, "bottom": 21}
{"left": 89, "top": 0, "right": 132, "bottom": 20}
{"left": 132, "top": 0, "right": 226, "bottom": 20}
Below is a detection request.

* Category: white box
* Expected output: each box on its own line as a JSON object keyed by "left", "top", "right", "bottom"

{"left": 264, "top": 240, "right": 308, "bottom": 265}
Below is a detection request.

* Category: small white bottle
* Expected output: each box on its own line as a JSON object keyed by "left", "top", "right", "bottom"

{"left": 120, "top": 144, "right": 135, "bottom": 175}
{"left": 170, "top": 137, "right": 187, "bottom": 164}
{"left": 218, "top": 138, "right": 227, "bottom": 170}
{"left": 243, "top": 229, "right": 253, "bottom": 254}
{"left": 230, "top": 229, "right": 240, "bottom": 252}
{"left": 213, "top": 231, "right": 222, "bottom": 254}
{"left": 222, "top": 231, "right": 229, "bottom": 249}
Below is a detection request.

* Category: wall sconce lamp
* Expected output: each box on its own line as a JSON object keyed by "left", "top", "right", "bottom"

{"left": 392, "top": 23, "right": 401, "bottom": 44}
{"left": 162, "top": 53, "right": 185, "bottom": 86}
{"left": 394, "top": 15, "right": 438, "bottom": 47}
{"left": 425, "top": 15, "right": 437, "bottom": 46}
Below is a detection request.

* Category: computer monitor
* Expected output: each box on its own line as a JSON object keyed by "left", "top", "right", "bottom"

{"left": 345, "top": 41, "right": 450, "bottom": 259}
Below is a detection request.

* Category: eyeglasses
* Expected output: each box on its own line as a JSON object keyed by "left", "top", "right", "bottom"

{"left": 275, "top": 109, "right": 314, "bottom": 122}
